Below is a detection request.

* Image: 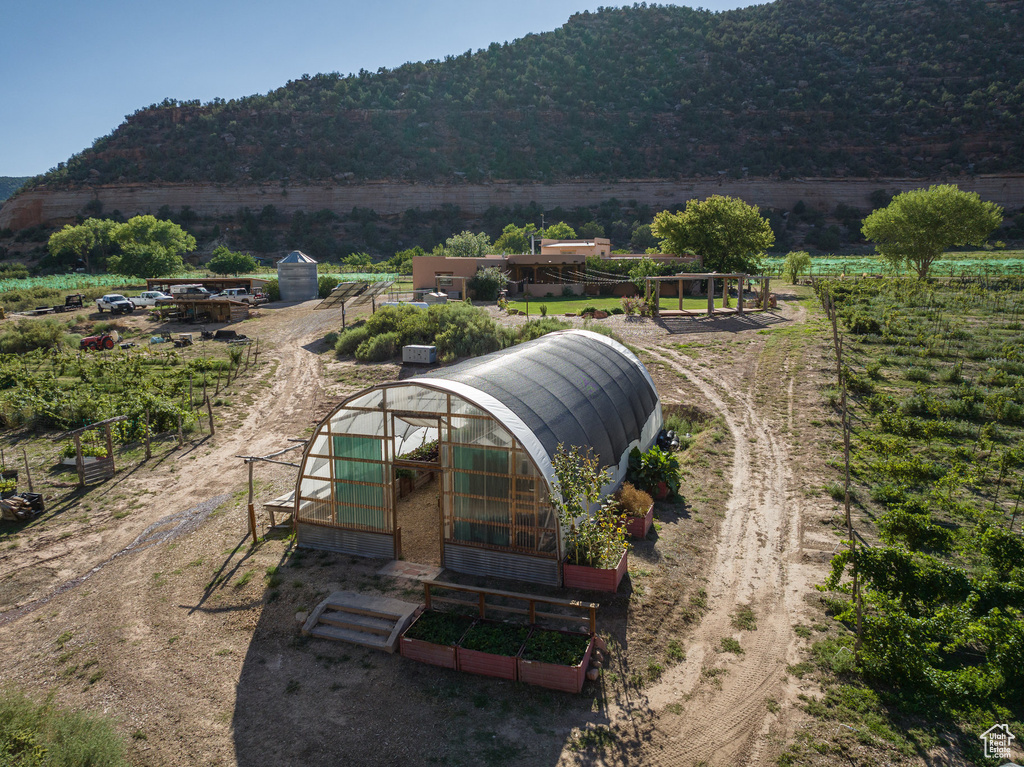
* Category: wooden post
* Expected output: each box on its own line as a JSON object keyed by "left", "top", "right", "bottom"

{"left": 246, "top": 460, "right": 258, "bottom": 544}
{"left": 678, "top": 278, "right": 683, "bottom": 311}
{"left": 21, "top": 448, "right": 33, "bottom": 493}
{"left": 74, "top": 434, "right": 85, "bottom": 488}
{"left": 707, "top": 277, "right": 714, "bottom": 316}
{"left": 206, "top": 396, "right": 215, "bottom": 435}
{"left": 245, "top": 342, "right": 252, "bottom": 371}
{"left": 737, "top": 277, "right": 745, "bottom": 315}
{"left": 104, "top": 425, "right": 114, "bottom": 473}
{"left": 424, "top": 582, "right": 433, "bottom": 611}
{"left": 763, "top": 277, "right": 771, "bottom": 309}
{"left": 177, "top": 414, "right": 184, "bottom": 447}
{"left": 144, "top": 410, "right": 152, "bottom": 459}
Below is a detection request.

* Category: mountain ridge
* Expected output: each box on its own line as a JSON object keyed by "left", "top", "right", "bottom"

{"left": 15, "top": 0, "right": 1024, "bottom": 195}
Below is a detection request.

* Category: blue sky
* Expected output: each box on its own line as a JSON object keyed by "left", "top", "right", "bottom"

{"left": 1, "top": 1, "right": 763, "bottom": 178}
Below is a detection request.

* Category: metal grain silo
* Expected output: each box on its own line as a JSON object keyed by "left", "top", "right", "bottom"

{"left": 276, "top": 250, "right": 319, "bottom": 302}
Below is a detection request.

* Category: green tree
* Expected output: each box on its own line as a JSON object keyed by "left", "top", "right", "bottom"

{"left": 207, "top": 246, "right": 257, "bottom": 275}
{"left": 493, "top": 223, "right": 538, "bottom": 254}
{"left": 782, "top": 250, "right": 812, "bottom": 283}
{"left": 385, "top": 246, "right": 422, "bottom": 274}
{"left": 342, "top": 252, "right": 372, "bottom": 267}
{"left": 541, "top": 221, "right": 576, "bottom": 240}
{"left": 652, "top": 195, "right": 774, "bottom": 273}
{"left": 467, "top": 266, "right": 508, "bottom": 301}
{"left": 107, "top": 215, "right": 195, "bottom": 277}
{"left": 861, "top": 184, "right": 1003, "bottom": 279}
{"left": 47, "top": 217, "right": 118, "bottom": 271}
{"left": 444, "top": 230, "right": 491, "bottom": 258}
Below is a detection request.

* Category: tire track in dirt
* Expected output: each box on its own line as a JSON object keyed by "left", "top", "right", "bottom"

{"left": 620, "top": 345, "right": 811, "bottom": 766}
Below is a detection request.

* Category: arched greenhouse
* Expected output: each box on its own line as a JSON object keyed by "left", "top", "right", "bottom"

{"left": 294, "top": 330, "right": 662, "bottom": 585}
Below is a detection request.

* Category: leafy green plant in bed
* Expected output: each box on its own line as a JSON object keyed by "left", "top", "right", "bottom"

{"left": 459, "top": 622, "right": 530, "bottom": 655}
{"left": 403, "top": 611, "right": 474, "bottom": 646}
{"left": 521, "top": 629, "right": 591, "bottom": 666}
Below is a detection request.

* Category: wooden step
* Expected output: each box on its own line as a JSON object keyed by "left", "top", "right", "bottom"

{"left": 319, "top": 610, "right": 395, "bottom": 636}
{"left": 302, "top": 589, "right": 420, "bottom": 653}
{"left": 309, "top": 624, "right": 391, "bottom": 651}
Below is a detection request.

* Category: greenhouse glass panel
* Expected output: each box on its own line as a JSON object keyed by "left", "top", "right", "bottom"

{"left": 387, "top": 386, "right": 448, "bottom": 414}
{"left": 450, "top": 417, "right": 513, "bottom": 449}
{"left": 330, "top": 409, "right": 384, "bottom": 437}
{"left": 347, "top": 390, "right": 383, "bottom": 409}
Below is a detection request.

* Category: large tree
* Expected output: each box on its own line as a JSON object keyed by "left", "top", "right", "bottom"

{"left": 107, "top": 215, "right": 196, "bottom": 277}
{"left": 861, "top": 184, "right": 1003, "bottom": 278}
{"left": 47, "top": 217, "right": 118, "bottom": 271}
{"left": 443, "top": 230, "right": 491, "bottom": 258}
{"left": 652, "top": 195, "right": 774, "bottom": 273}
{"left": 493, "top": 223, "right": 538, "bottom": 254}
{"left": 207, "top": 246, "right": 257, "bottom": 275}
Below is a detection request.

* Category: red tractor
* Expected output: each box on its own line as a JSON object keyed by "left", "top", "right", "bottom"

{"left": 80, "top": 333, "right": 116, "bottom": 351}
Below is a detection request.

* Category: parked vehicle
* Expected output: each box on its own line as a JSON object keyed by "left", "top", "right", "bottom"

{"left": 213, "top": 287, "right": 264, "bottom": 304}
{"left": 168, "top": 284, "right": 213, "bottom": 298}
{"left": 133, "top": 290, "right": 172, "bottom": 307}
{"left": 95, "top": 294, "right": 135, "bottom": 314}
{"left": 81, "top": 333, "right": 116, "bottom": 350}
{"left": 53, "top": 294, "right": 85, "bottom": 313}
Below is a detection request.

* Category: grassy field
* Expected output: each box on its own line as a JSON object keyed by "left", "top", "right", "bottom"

{"left": 762, "top": 249, "right": 1024, "bottom": 278}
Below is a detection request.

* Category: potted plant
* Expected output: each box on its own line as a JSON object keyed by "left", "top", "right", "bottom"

{"left": 399, "top": 610, "right": 474, "bottom": 669}
{"left": 518, "top": 627, "right": 595, "bottom": 693}
{"left": 626, "top": 445, "right": 680, "bottom": 501}
{"left": 59, "top": 439, "right": 108, "bottom": 466}
{"left": 552, "top": 444, "right": 629, "bottom": 592}
{"left": 0, "top": 477, "right": 16, "bottom": 500}
{"left": 617, "top": 482, "right": 654, "bottom": 539}
{"left": 456, "top": 620, "right": 530, "bottom": 680}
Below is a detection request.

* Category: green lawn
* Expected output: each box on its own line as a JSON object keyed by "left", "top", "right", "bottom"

{"left": 505, "top": 294, "right": 731, "bottom": 315}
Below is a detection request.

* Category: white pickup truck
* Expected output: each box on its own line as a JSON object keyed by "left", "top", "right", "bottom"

{"left": 95, "top": 294, "right": 136, "bottom": 314}
{"left": 132, "top": 291, "right": 173, "bottom": 307}
{"left": 213, "top": 288, "right": 265, "bottom": 305}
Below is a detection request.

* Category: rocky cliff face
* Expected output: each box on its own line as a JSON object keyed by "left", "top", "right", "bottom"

{"left": 4, "top": 176, "right": 1023, "bottom": 231}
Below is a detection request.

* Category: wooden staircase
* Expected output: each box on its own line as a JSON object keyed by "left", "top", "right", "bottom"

{"left": 301, "top": 591, "right": 420, "bottom": 653}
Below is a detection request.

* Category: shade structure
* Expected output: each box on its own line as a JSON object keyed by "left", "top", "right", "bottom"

{"left": 293, "top": 330, "right": 662, "bottom": 585}
{"left": 277, "top": 250, "right": 319, "bottom": 302}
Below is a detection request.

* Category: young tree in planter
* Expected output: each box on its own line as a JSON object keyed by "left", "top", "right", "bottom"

{"left": 551, "top": 444, "right": 625, "bottom": 567}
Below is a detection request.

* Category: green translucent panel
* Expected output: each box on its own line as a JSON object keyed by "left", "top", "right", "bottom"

{"left": 332, "top": 436, "right": 386, "bottom": 530}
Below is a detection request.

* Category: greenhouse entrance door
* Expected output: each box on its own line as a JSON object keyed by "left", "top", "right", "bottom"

{"left": 394, "top": 466, "right": 442, "bottom": 567}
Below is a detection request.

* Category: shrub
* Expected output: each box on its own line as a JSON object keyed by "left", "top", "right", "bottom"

{"left": 539, "top": 304, "right": 548, "bottom": 317}
{"left": 318, "top": 275, "right": 339, "bottom": 299}
{"left": 0, "top": 686, "right": 129, "bottom": 767}
{"left": 562, "top": 286, "right": 574, "bottom": 298}
{"left": 467, "top": 267, "right": 508, "bottom": 301}
{"left": 626, "top": 445, "right": 681, "bottom": 498}
{"left": 355, "top": 331, "right": 401, "bottom": 362}
{"left": 905, "top": 367, "right": 932, "bottom": 382}
{"left": 0, "top": 318, "right": 70, "bottom": 353}
{"left": 617, "top": 482, "right": 653, "bottom": 517}
{"left": 581, "top": 305, "right": 598, "bottom": 315}
{"left": 263, "top": 278, "right": 280, "bottom": 301}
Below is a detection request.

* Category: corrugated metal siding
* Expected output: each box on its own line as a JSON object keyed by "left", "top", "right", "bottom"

{"left": 444, "top": 544, "right": 560, "bottom": 586}
{"left": 297, "top": 523, "right": 394, "bottom": 559}
{"left": 277, "top": 263, "right": 319, "bottom": 302}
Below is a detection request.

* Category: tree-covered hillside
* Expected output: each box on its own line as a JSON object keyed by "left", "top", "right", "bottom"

{"left": 22, "top": 0, "right": 1024, "bottom": 191}
{"left": 0, "top": 178, "right": 29, "bottom": 201}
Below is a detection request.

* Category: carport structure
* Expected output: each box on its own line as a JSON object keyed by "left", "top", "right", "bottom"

{"left": 293, "top": 330, "right": 662, "bottom": 585}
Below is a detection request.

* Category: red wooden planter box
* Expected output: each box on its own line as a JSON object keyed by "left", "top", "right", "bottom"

{"left": 456, "top": 620, "right": 528, "bottom": 680}
{"left": 625, "top": 505, "right": 654, "bottom": 539}
{"left": 399, "top": 612, "right": 472, "bottom": 670}
{"left": 457, "top": 647, "right": 519, "bottom": 680}
{"left": 563, "top": 549, "right": 628, "bottom": 592}
{"left": 400, "top": 635, "right": 459, "bottom": 669}
{"left": 518, "top": 632, "right": 595, "bottom": 693}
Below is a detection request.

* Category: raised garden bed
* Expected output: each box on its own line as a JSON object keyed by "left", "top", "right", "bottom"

{"left": 399, "top": 610, "right": 474, "bottom": 669}
{"left": 625, "top": 504, "right": 654, "bottom": 539}
{"left": 518, "top": 628, "right": 595, "bottom": 693}
{"left": 456, "top": 620, "right": 530, "bottom": 681}
{"left": 563, "top": 548, "right": 628, "bottom": 592}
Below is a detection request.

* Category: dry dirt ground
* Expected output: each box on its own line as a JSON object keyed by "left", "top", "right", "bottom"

{"left": 0, "top": 292, "right": 844, "bottom": 766}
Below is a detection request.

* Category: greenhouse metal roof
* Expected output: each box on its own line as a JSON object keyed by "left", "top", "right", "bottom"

{"left": 418, "top": 330, "right": 659, "bottom": 471}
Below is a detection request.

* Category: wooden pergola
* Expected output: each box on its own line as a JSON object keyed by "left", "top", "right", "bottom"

{"left": 645, "top": 273, "right": 772, "bottom": 317}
